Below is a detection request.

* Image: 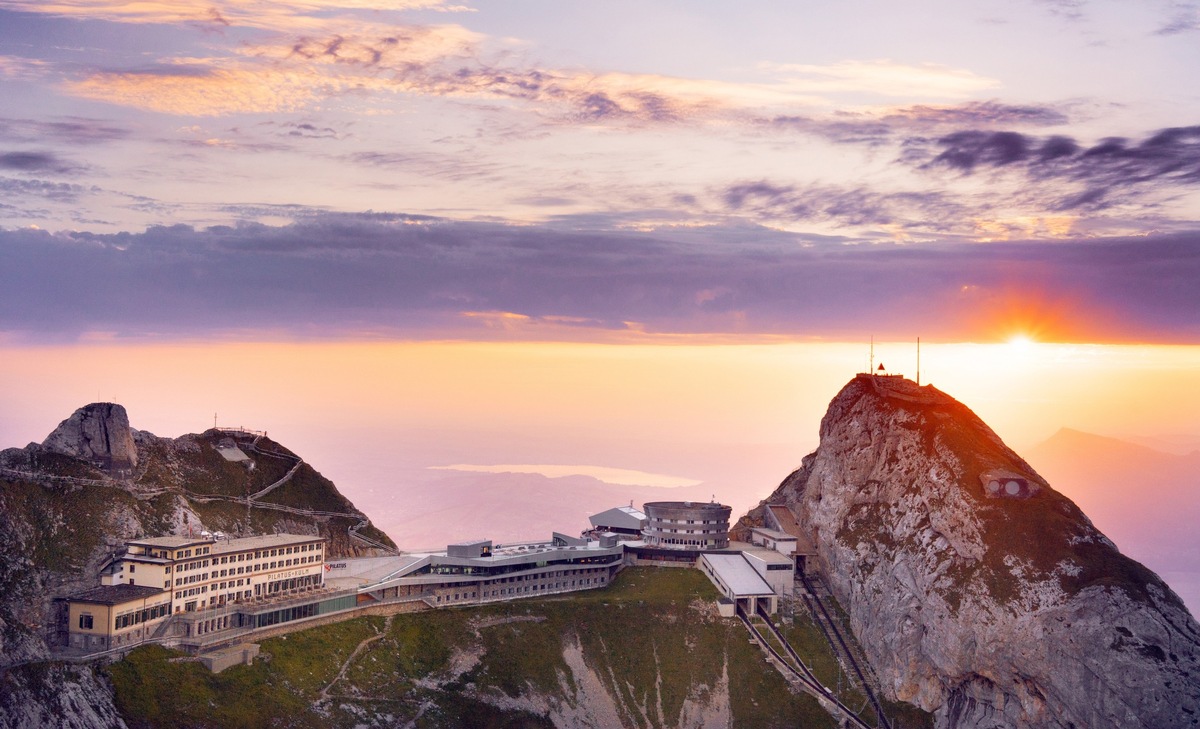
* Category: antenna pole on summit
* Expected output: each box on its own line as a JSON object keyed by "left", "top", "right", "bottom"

{"left": 917, "top": 337, "right": 921, "bottom": 386}
{"left": 869, "top": 336, "right": 874, "bottom": 374}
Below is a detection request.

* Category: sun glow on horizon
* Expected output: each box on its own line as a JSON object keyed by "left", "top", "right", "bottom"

{"left": 1007, "top": 333, "right": 1036, "bottom": 353}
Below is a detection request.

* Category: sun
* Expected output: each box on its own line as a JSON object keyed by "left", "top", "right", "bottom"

{"left": 1007, "top": 334, "right": 1036, "bottom": 354}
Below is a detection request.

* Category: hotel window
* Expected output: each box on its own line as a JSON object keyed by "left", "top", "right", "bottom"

{"left": 79, "top": 614, "right": 94, "bottom": 629}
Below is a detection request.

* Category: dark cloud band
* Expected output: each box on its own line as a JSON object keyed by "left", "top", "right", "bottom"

{"left": 1, "top": 214, "right": 1197, "bottom": 343}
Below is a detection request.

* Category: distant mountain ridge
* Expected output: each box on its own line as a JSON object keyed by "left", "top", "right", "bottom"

{"left": 1032, "top": 426, "right": 1200, "bottom": 463}
{"left": 1026, "top": 426, "right": 1200, "bottom": 616}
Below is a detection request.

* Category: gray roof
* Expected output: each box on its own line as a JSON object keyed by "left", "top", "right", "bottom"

{"left": 127, "top": 536, "right": 213, "bottom": 549}
{"left": 589, "top": 505, "right": 647, "bottom": 530}
{"left": 126, "top": 533, "right": 322, "bottom": 555}
{"left": 448, "top": 539, "right": 491, "bottom": 548}
{"left": 702, "top": 554, "right": 774, "bottom": 597}
{"left": 66, "top": 584, "right": 166, "bottom": 605}
{"left": 211, "top": 534, "right": 323, "bottom": 555}
{"left": 750, "top": 527, "right": 797, "bottom": 541}
{"left": 740, "top": 545, "right": 796, "bottom": 566}
{"left": 216, "top": 445, "right": 250, "bottom": 462}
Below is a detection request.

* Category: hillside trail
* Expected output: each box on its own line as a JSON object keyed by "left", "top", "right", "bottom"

{"left": 318, "top": 614, "right": 394, "bottom": 701}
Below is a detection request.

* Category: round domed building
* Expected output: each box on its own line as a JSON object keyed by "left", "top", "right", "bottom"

{"left": 641, "top": 501, "right": 731, "bottom": 549}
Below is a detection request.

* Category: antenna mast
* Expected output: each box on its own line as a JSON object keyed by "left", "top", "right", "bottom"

{"left": 917, "top": 337, "right": 921, "bottom": 386}
{"left": 869, "top": 336, "right": 874, "bottom": 374}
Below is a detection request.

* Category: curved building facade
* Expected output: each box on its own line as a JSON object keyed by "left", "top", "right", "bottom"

{"left": 641, "top": 501, "right": 731, "bottom": 549}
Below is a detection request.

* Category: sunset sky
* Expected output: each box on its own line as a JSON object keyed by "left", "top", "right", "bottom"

{"left": 1, "top": 0, "right": 1199, "bottom": 343}
{"left": 1, "top": 2, "right": 1199, "bottom": 604}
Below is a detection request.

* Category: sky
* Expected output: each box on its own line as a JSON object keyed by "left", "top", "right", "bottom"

{"left": 1, "top": 2, "right": 1199, "bottom": 607}
{"left": 1, "top": 0, "right": 1199, "bottom": 343}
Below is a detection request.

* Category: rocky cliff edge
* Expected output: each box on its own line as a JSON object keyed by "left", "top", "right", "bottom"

{"left": 739, "top": 374, "right": 1200, "bottom": 729}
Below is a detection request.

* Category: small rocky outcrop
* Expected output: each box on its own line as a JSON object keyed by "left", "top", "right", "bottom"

{"left": 741, "top": 374, "right": 1200, "bottom": 728}
{"left": 41, "top": 403, "right": 138, "bottom": 472}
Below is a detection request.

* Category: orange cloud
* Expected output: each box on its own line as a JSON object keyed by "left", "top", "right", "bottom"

{"left": 15, "top": 0, "right": 1005, "bottom": 124}
{"left": 0, "top": 0, "right": 457, "bottom": 30}
{"left": 971, "top": 216, "right": 1078, "bottom": 242}
{"left": 66, "top": 66, "right": 324, "bottom": 116}
{"left": 759, "top": 59, "right": 1001, "bottom": 100}
{"left": 0, "top": 54, "right": 49, "bottom": 80}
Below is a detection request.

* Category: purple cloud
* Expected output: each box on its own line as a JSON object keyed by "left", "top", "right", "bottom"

{"left": 0, "top": 151, "right": 81, "bottom": 174}
{"left": 911, "top": 125, "right": 1200, "bottom": 209}
{"left": 1, "top": 214, "right": 1197, "bottom": 343}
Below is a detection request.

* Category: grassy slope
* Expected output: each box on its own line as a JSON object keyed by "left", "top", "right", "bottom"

{"left": 108, "top": 568, "right": 838, "bottom": 729}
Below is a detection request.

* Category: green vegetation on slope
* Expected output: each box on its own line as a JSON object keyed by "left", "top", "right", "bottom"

{"left": 108, "top": 568, "right": 838, "bottom": 729}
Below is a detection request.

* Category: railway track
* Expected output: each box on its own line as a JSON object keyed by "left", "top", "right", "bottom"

{"left": 737, "top": 605, "right": 876, "bottom": 729}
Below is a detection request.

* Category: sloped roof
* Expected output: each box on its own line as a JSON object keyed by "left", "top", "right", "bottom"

{"left": 589, "top": 505, "right": 647, "bottom": 530}
{"left": 767, "top": 504, "right": 817, "bottom": 554}
{"left": 66, "top": 584, "right": 166, "bottom": 606}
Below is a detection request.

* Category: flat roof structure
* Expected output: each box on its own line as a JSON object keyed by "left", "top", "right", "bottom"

{"left": 736, "top": 544, "right": 796, "bottom": 566}
{"left": 210, "top": 534, "right": 323, "bottom": 556}
{"left": 126, "top": 536, "right": 213, "bottom": 549}
{"left": 448, "top": 539, "right": 492, "bottom": 558}
{"left": 335, "top": 537, "right": 625, "bottom": 593}
{"left": 124, "top": 534, "right": 322, "bottom": 555}
{"left": 701, "top": 554, "right": 774, "bottom": 597}
{"left": 322, "top": 555, "right": 427, "bottom": 590}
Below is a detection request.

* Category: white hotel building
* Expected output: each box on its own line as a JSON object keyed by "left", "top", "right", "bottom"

{"left": 101, "top": 534, "right": 327, "bottom": 612}
{"left": 61, "top": 533, "right": 328, "bottom": 651}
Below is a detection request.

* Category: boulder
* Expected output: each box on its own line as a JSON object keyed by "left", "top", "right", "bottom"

{"left": 41, "top": 403, "right": 138, "bottom": 471}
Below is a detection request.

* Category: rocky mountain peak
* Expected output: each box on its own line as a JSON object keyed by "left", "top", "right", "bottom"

{"left": 743, "top": 373, "right": 1200, "bottom": 728}
{"left": 40, "top": 402, "right": 138, "bottom": 472}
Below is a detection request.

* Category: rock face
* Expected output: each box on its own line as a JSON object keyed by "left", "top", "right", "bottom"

{"left": 0, "top": 403, "right": 397, "bottom": 728}
{"left": 740, "top": 374, "right": 1200, "bottom": 729}
{"left": 41, "top": 403, "right": 138, "bottom": 472}
{"left": 0, "top": 663, "right": 127, "bottom": 729}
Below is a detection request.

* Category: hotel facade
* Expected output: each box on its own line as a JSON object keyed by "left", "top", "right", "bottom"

{"left": 60, "top": 533, "right": 326, "bottom": 651}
